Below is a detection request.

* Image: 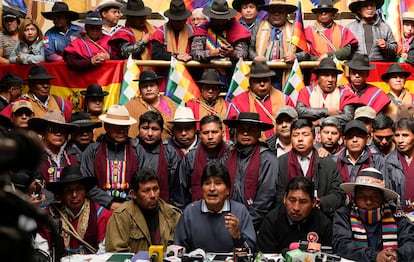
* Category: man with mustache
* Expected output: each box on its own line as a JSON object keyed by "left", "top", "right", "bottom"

{"left": 316, "top": 117, "right": 344, "bottom": 157}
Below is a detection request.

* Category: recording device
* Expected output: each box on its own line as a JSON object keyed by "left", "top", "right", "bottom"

{"left": 233, "top": 247, "right": 252, "bottom": 262}
{"left": 149, "top": 245, "right": 164, "bottom": 262}
{"left": 289, "top": 241, "right": 321, "bottom": 252}
{"left": 167, "top": 245, "right": 186, "bottom": 258}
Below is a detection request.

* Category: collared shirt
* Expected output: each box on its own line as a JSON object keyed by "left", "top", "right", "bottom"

{"left": 345, "top": 149, "right": 364, "bottom": 166}
{"left": 276, "top": 137, "right": 289, "bottom": 157}
{"left": 177, "top": 136, "right": 199, "bottom": 155}
{"left": 201, "top": 199, "right": 231, "bottom": 213}
{"left": 238, "top": 18, "right": 260, "bottom": 33}
{"left": 65, "top": 202, "right": 85, "bottom": 220}
{"left": 253, "top": 92, "right": 270, "bottom": 102}
{"left": 102, "top": 24, "right": 123, "bottom": 36}
{"left": 297, "top": 151, "right": 313, "bottom": 176}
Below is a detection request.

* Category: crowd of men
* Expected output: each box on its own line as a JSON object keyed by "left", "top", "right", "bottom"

{"left": 2, "top": 0, "right": 414, "bottom": 261}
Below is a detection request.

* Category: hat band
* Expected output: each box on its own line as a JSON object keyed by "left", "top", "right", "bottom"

{"left": 210, "top": 9, "right": 230, "bottom": 15}
{"left": 355, "top": 176, "right": 385, "bottom": 188}
{"left": 106, "top": 113, "right": 130, "bottom": 120}
{"left": 72, "top": 119, "right": 93, "bottom": 124}
{"left": 86, "top": 17, "right": 101, "bottom": 21}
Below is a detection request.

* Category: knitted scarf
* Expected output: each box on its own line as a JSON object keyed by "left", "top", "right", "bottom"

{"left": 350, "top": 204, "right": 398, "bottom": 249}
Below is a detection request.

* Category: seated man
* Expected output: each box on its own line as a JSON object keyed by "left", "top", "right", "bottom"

{"left": 257, "top": 177, "right": 332, "bottom": 253}
{"left": 315, "top": 117, "right": 344, "bottom": 157}
{"left": 174, "top": 162, "right": 256, "bottom": 252}
{"left": 39, "top": 165, "right": 111, "bottom": 256}
{"left": 354, "top": 106, "right": 377, "bottom": 145}
{"left": 232, "top": 0, "right": 264, "bottom": 33}
{"left": 333, "top": 167, "right": 414, "bottom": 261}
{"left": 370, "top": 113, "right": 395, "bottom": 157}
{"left": 105, "top": 169, "right": 181, "bottom": 253}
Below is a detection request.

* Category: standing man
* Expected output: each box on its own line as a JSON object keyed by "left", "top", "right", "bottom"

{"left": 80, "top": 84, "right": 108, "bottom": 140}
{"left": 41, "top": 2, "right": 83, "bottom": 62}
{"left": 23, "top": 65, "right": 72, "bottom": 122}
{"left": 276, "top": 119, "right": 345, "bottom": 217}
{"left": 228, "top": 60, "right": 295, "bottom": 139}
{"left": 302, "top": 0, "right": 357, "bottom": 61}
{"left": 370, "top": 113, "right": 395, "bottom": 156}
{"left": 316, "top": 117, "right": 344, "bottom": 157}
{"left": 296, "top": 57, "right": 359, "bottom": 127}
{"left": 344, "top": 53, "right": 390, "bottom": 114}
{"left": 265, "top": 106, "right": 297, "bottom": 157}
{"left": 232, "top": 0, "right": 264, "bottom": 33}
{"left": 105, "top": 169, "right": 181, "bottom": 253}
{"left": 222, "top": 112, "right": 278, "bottom": 229}
{"left": 97, "top": 0, "right": 124, "bottom": 36}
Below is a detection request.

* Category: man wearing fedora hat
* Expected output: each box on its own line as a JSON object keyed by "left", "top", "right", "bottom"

{"left": 333, "top": 167, "right": 414, "bottom": 261}
{"left": 276, "top": 119, "right": 345, "bottom": 218}
{"left": 109, "top": 0, "right": 155, "bottom": 61}
{"left": 345, "top": 0, "right": 397, "bottom": 62}
{"left": 23, "top": 64, "right": 73, "bottom": 122}
{"left": 126, "top": 70, "right": 177, "bottom": 139}
{"left": 167, "top": 106, "right": 200, "bottom": 159}
{"left": 221, "top": 112, "right": 278, "bottom": 230}
{"left": 0, "top": 7, "right": 24, "bottom": 64}
{"left": 38, "top": 165, "right": 111, "bottom": 256}
{"left": 190, "top": 0, "right": 250, "bottom": 63}
{"left": 301, "top": 0, "right": 357, "bottom": 61}
{"left": 41, "top": 2, "right": 83, "bottom": 62}
{"left": 81, "top": 84, "right": 108, "bottom": 140}
{"left": 345, "top": 53, "right": 390, "bottom": 114}
{"left": 187, "top": 68, "right": 230, "bottom": 139}
{"left": 382, "top": 63, "right": 413, "bottom": 116}
{"left": 228, "top": 60, "right": 295, "bottom": 139}
{"left": 400, "top": 12, "right": 414, "bottom": 64}
{"left": 80, "top": 105, "right": 144, "bottom": 211}
{"left": 97, "top": 0, "right": 124, "bottom": 37}
{"left": 63, "top": 11, "right": 111, "bottom": 71}
{"left": 151, "top": 0, "right": 193, "bottom": 62}
{"left": 232, "top": 0, "right": 264, "bottom": 33}
{"left": 296, "top": 57, "right": 359, "bottom": 127}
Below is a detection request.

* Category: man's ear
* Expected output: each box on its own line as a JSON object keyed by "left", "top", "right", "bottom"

{"left": 283, "top": 193, "right": 287, "bottom": 205}
{"left": 129, "top": 189, "right": 137, "bottom": 199}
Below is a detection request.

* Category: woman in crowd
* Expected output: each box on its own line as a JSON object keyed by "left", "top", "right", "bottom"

{"left": 0, "top": 8, "right": 22, "bottom": 64}
{"left": 9, "top": 18, "right": 44, "bottom": 64}
{"left": 174, "top": 162, "right": 256, "bottom": 252}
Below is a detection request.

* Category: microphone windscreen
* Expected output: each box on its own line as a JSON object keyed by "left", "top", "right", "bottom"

{"left": 289, "top": 242, "right": 299, "bottom": 250}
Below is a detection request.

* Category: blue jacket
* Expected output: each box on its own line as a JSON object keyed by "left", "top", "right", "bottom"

{"left": 44, "top": 24, "right": 83, "bottom": 62}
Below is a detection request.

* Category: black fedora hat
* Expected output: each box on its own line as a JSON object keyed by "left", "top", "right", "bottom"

{"left": 134, "top": 70, "right": 163, "bottom": 85}
{"left": 232, "top": 0, "right": 265, "bottom": 13}
{"left": 247, "top": 60, "right": 276, "bottom": 78}
{"left": 381, "top": 63, "right": 411, "bottom": 82}
{"left": 197, "top": 69, "right": 225, "bottom": 86}
{"left": 344, "top": 53, "right": 376, "bottom": 71}
{"left": 41, "top": 2, "right": 80, "bottom": 21}
{"left": 223, "top": 112, "right": 274, "bottom": 131}
{"left": 25, "top": 65, "right": 56, "bottom": 81}
{"left": 70, "top": 111, "right": 102, "bottom": 129}
{"left": 79, "top": 10, "right": 109, "bottom": 25}
{"left": 313, "top": 57, "right": 343, "bottom": 74}
{"left": 46, "top": 165, "right": 96, "bottom": 194}
{"left": 80, "top": 84, "right": 109, "bottom": 97}
{"left": 259, "top": 0, "right": 297, "bottom": 14}
{"left": 311, "top": 0, "right": 338, "bottom": 14}
{"left": 121, "top": 0, "right": 152, "bottom": 17}
{"left": 348, "top": 0, "right": 384, "bottom": 14}
{"left": 203, "top": 0, "right": 238, "bottom": 20}
{"left": 164, "top": 0, "right": 192, "bottom": 20}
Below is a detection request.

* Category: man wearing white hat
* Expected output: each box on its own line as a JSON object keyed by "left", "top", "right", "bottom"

{"left": 80, "top": 105, "right": 144, "bottom": 211}
{"left": 333, "top": 167, "right": 414, "bottom": 261}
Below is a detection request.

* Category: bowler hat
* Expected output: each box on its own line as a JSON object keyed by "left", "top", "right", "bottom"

{"left": 79, "top": 11, "right": 109, "bottom": 25}
{"left": 41, "top": 2, "right": 80, "bottom": 21}
{"left": 247, "top": 60, "right": 276, "bottom": 78}
{"left": 25, "top": 65, "right": 55, "bottom": 81}
{"left": 348, "top": 0, "right": 384, "bottom": 14}
{"left": 381, "top": 63, "right": 411, "bottom": 82}
{"left": 223, "top": 112, "right": 274, "bottom": 131}
{"left": 343, "top": 119, "right": 368, "bottom": 136}
{"left": 164, "top": 0, "right": 192, "bottom": 20}
{"left": 134, "top": 70, "right": 163, "bottom": 85}
{"left": 259, "top": 0, "right": 297, "bottom": 14}
{"left": 197, "top": 69, "right": 225, "bottom": 86}
{"left": 80, "top": 84, "right": 109, "bottom": 97}
{"left": 313, "top": 57, "right": 343, "bottom": 75}
{"left": 311, "top": 0, "right": 338, "bottom": 14}
{"left": 46, "top": 165, "right": 96, "bottom": 194}
{"left": 99, "top": 105, "right": 137, "bottom": 126}
{"left": 232, "top": 0, "right": 265, "bottom": 13}
{"left": 168, "top": 106, "right": 199, "bottom": 124}
{"left": 344, "top": 53, "right": 375, "bottom": 71}
{"left": 340, "top": 167, "right": 399, "bottom": 200}
{"left": 28, "top": 110, "right": 79, "bottom": 134}
{"left": 121, "top": 0, "right": 152, "bottom": 17}
{"left": 70, "top": 111, "right": 102, "bottom": 129}
{"left": 203, "top": 0, "right": 238, "bottom": 20}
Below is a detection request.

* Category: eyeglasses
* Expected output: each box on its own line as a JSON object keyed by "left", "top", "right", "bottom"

{"left": 46, "top": 126, "right": 68, "bottom": 135}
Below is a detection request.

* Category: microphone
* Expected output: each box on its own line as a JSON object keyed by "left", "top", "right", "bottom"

{"left": 289, "top": 241, "right": 321, "bottom": 252}
{"left": 166, "top": 245, "right": 186, "bottom": 258}
{"left": 149, "top": 245, "right": 164, "bottom": 262}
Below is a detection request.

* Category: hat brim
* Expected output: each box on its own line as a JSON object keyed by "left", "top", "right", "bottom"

{"left": 247, "top": 71, "right": 276, "bottom": 78}
{"left": 340, "top": 183, "right": 399, "bottom": 200}
{"left": 349, "top": 0, "right": 384, "bottom": 13}
{"left": 122, "top": 6, "right": 152, "bottom": 17}
{"left": 164, "top": 9, "right": 192, "bottom": 20}
{"left": 28, "top": 118, "right": 79, "bottom": 134}
{"left": 202, "top": 7, "right": 238, "bottom": 20}
{"left": 168, "top": 119, "right": 199, "bottom": 124}
{"left": 311, "top": 7, "right": 338, "bottom": 13}
{"left": 223, "top": 119, "right": 274, "bottom": 131}
{"left": 196, "top": 80, "right": 225, "bottom": 86}
{"left": 80, "top": 91, "right": 110, "bottom": 97}
{"left": 99, "top": 114, "right": 137, "bottom": 126}
{"left": 134, "top": 76, "right": 164, "bottom": 82}
{"left": 25, "top": 75, "right": 56, "bottom": 81}
{"left": 259, "top": 4, "right": 297, "bottom": 13}
{"left": 72, "top": 121, "right": 102, "bottom": 129}
{"left": 79, "top": 19, "right": 110, "bottom": 25}
{"left": 381, "top": 72, "right": 411, "bottom": 82}
{"left": 46, "top": 176, "right": 96, "bottom": 194}
{"left": 98, "top": 2, "right": 124, "bottom": 10}
{"left": 403, "top": 17, "right": 414, "bottom": 22}
{"left": 344, "top": 61, "right": 376, "bottom": 71}
{"left": 41, "top": 11, "right": 80, "bottom": 21}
